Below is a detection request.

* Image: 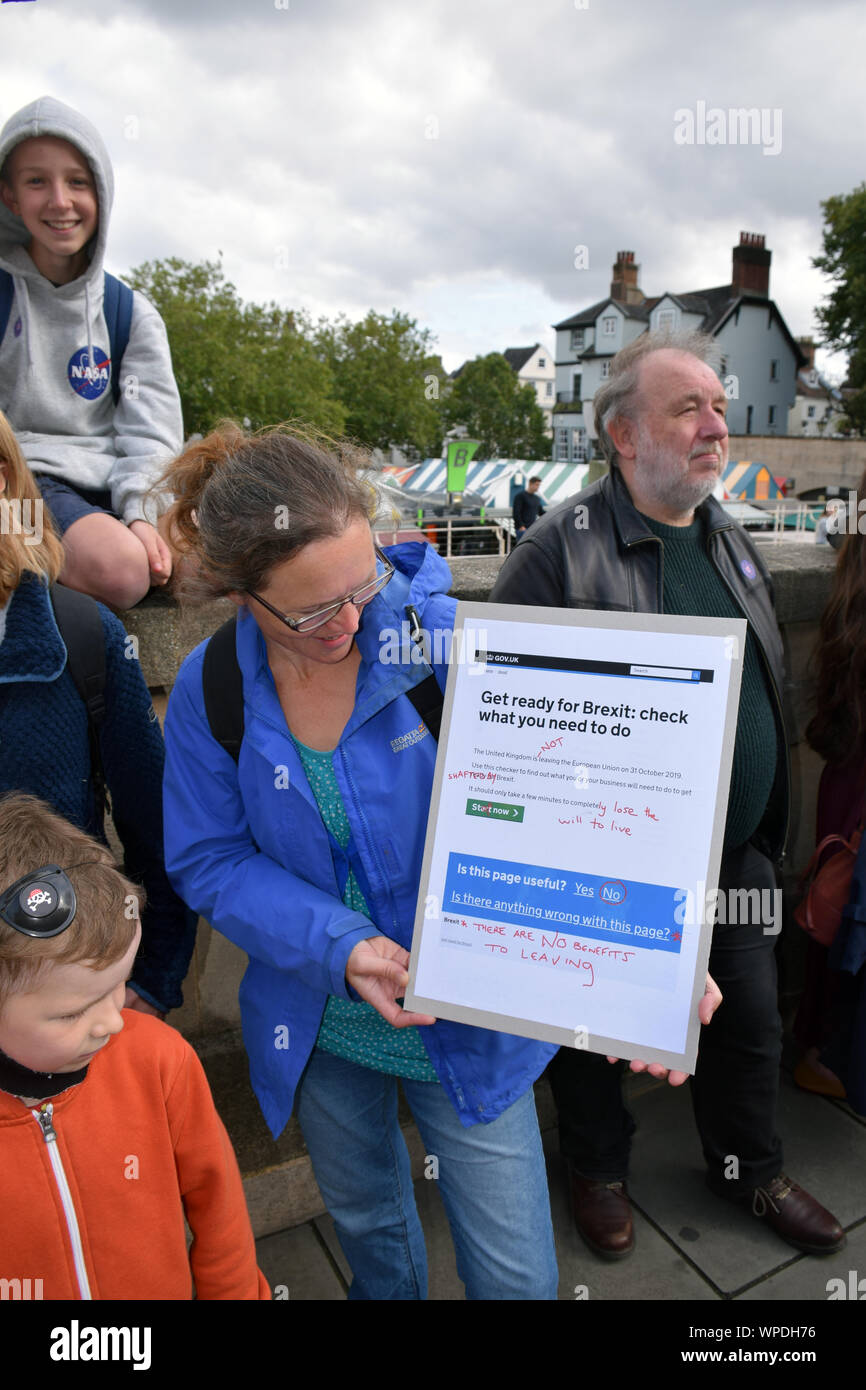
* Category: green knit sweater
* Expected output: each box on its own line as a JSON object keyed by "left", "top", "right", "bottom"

{"left": 642, "top": 513, "right": 778, "bottom": 852}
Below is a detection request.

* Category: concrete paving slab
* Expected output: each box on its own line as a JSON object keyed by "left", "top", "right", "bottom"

{"left": 245, "top": 1157, "right": 326, "bottom": 1240}
{"left": 773, "top": 1074, "right": 866, "bottom": 1227}
{"left": 543, "top": 1133, "right": 719, "bottom": 1302}
{"left": 623, "top": 1069, "right": 866, "bottom": 1296}
{"left": 626, "top": 1083, "right": 797, "bottom": 1294}
{"left": 737, "top": 1222, "right": 866, "bottom": 1301}
{"left": 255, "top": 1222, "right": 346, "bottom": 1300}
{"left": 312, "top": 1213, "right": 350, "bottom": 1286}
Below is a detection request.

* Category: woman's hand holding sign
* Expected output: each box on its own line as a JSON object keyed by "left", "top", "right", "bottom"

{"left": 347, "top": 935, "right": 437, "bottom": 1028}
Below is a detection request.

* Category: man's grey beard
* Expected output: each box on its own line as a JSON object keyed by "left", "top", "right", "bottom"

{"left": 647, "top": 470, "right": 718, "bottom": 516}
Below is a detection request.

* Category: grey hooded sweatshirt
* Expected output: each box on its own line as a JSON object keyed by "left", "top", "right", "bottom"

{"left": 0, "top": 96, "right": 182, "bottom": 524}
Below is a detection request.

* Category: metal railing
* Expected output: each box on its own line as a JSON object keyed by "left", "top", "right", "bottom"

{"left": 375, "top": 518, "right": 514, "bottom": 558}
{"left": 739, "top": 498, "right": 823, "bottom": 541}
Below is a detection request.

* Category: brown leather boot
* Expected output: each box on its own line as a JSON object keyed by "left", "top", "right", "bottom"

{"left": 569, "top": 1170, "right": 634, "bottom": 1259}
{"left": 750, "top": 1175, "right": 846, "bottom": 1255}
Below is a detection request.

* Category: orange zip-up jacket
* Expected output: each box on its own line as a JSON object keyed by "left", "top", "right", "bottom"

{"left": 0, "top": 1010, "right": 270, "bottom": 1300}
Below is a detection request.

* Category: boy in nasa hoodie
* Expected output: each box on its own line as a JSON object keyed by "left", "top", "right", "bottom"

{"left": 0, "top": 96, "right": 182, "bottom": 608}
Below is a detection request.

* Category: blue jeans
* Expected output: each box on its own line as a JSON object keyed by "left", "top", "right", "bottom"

{"left": 295, "top": 1049, "right": 558, "bottom": 1300}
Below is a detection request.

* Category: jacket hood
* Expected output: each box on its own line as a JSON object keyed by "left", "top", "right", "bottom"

{"left": 356, "top": 540, "right": 453, "bottom": 658}
{"left": 0, "top": 97, "right": 115, "bottom": 387}
{"left": 0, "top": 95, "right": 113, "bottom": 282}
{"left": 381, "top": 538, "right": 453, "bottom": 608}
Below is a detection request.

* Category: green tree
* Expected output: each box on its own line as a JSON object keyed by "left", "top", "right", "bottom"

{"left": 813, "top": 184, "right": 866, "bottom": 435}
{"left": 125, "top": 257, "right": 346, "bottom": 436}
{"left": 315, "top": 310, "right": 444, "bottom": 454}
{"left": 440, "top": 353, "right": 551, "bottom": 458}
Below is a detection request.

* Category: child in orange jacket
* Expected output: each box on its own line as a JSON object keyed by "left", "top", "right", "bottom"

{"left": 0, "top": 792, "right": 269, "bottom": 1301}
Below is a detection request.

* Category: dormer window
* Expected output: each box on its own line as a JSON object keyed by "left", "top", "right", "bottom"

{"left": 657, "top": 308, "right": 676, "bottom": 331}
{"left": 602, "top": 315, "right": 617, "bottom": 337}
{"left": 570, "top": 328, "right": 585, "bottom": 350}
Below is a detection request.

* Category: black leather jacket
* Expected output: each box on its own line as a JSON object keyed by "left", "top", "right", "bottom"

{"left": 489, "top": 466, "right": 789, "bottom": 861}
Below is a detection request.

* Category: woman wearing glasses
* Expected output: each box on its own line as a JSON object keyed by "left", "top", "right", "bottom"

{"left": 160, "top": 423, "right": 558, "bottom": 1301}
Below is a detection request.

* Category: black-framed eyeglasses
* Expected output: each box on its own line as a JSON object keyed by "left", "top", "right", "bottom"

{"left": 247, "top": 547, "right": 395, "bottom": 633}
{"left": 0, "top": 865, "right": 78, "bottom": 938}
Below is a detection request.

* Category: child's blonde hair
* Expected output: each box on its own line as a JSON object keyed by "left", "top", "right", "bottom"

{"left": 0, "top": 410, "right": 64, "bottom": 604}
{"left": 0, "top": 794, "right": 142, "bottom": 1005}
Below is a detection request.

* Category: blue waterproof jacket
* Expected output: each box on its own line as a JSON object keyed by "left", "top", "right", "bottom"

{"left": 163, "top": 542, "right": 557, "bottom": 1138}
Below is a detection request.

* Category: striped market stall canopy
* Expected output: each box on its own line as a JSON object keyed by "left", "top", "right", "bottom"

{"left": 721, "top": 461, "right": 785, "bottom": 501}
{"left": 382, "top": 458, "right": 518, "bottom": 500}
{"left": 383, "top": 459, "right": 590, "bottom": 509}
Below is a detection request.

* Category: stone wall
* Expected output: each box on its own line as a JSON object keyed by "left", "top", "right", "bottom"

{"left": 727, "top": 435, "right": 866, "bottom": 496}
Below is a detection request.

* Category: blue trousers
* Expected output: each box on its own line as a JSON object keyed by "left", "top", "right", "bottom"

{"left": 296, "top": 1048, "right": 559, "bottom": 1300}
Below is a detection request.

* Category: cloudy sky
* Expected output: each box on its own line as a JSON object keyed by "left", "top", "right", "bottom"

{"left": 2, "top": 0, "right": 862, "bottom": 378}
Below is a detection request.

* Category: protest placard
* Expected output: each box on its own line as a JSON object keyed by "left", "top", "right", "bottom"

{"left": 405, "top": 603, "right": 746, "bottom": 1072}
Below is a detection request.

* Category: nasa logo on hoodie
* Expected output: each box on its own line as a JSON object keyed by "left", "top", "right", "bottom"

{"left": 67, "top": 345, "right": 110, "bottom": 399}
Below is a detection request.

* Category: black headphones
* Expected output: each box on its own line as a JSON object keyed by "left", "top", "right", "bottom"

{"left": 0, "top": 865, "right": 78, "bottom": 938}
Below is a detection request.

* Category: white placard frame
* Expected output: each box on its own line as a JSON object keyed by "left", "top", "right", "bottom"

{"left": 404, "top": 602, "right": 747, "bottom": 1073}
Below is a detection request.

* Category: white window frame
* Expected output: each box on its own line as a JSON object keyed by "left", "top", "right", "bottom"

{"left": 600, "top": 360, "right": 611, "bottom": 379}
{"left": 570, "top": 328, "right": 585, "bottom": 351}
{"left": 602, "top": 315, "right": 617, "bottom": 337}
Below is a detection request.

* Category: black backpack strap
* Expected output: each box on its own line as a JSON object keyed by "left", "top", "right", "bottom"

{"left": 50, "top": 583, "right": 110, "bottom": 822}
{"left": 202, "top": 609, "right": 440, "bottom": 757}
{"left": 202, "top": 615, "right": 244, "bottom": 763}
{"left": 406, "top": 675, "right": 443, "bottom": 742}
{"left": 0, "top": 268, "right": 13, "bottom": 345}
{"left": 405, "top": 603, "right": 444, "bottom": 742}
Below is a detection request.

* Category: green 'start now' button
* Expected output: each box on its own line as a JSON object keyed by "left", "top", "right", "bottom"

{"left": 466, "top": 799, "right": 525, "bottom": 822}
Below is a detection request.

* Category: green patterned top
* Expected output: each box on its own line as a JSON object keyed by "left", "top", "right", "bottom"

{"left": 291, "top": 735, "right": 437, "bottom": 1080}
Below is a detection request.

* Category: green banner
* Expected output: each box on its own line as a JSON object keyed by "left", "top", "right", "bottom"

{"left": 466, "top": 799, "right": 525, "bottom": 823}
{"left": 446, "top": 440, "right": 481, "bottom": 494}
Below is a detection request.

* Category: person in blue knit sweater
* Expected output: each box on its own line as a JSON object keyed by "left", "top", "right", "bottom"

{"left": 0, "top": 410, "right": 195, "bottom": 1015}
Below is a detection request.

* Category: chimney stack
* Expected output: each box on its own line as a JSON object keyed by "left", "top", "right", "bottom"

{"left": 731, "top": 232, "right": 771, "bottom": 297}
{"left": 797, "top": 336, "right": 816, "bottom": 371}
{"left": 611, "top": 250, "right": 644, "bottom": 305}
